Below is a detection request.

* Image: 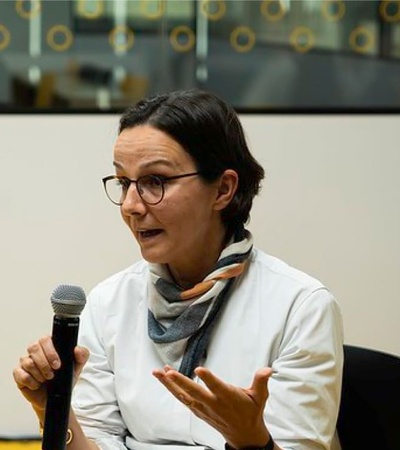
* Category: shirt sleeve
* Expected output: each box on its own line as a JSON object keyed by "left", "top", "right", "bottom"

{"left": 266, "top": 287, "right": 344, "bottom": 450}
{"left": 71, "top": 288, "right": 128, "bottom": 450}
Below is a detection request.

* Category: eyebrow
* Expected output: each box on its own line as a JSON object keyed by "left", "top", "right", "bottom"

{"left": 113, "top": 159, "right": 175, "bottom": 171}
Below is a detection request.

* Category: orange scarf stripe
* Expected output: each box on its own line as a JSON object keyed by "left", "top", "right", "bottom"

{"left": 180, "top": 262, "right": 247, "bottom": 301}
{"left": 180, "top": 280, "right": 215, "bottom": 300}
{"left": 213, "top": 262, "right": 246, "bottom": 280}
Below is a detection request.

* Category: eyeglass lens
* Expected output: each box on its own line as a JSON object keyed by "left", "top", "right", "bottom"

{"left": 106, "top": 175, "right": 164, "bottom": 205}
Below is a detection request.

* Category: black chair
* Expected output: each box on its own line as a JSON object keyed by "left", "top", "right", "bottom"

{"left": 337, "top": 345, "right": 400, "bottom": 450}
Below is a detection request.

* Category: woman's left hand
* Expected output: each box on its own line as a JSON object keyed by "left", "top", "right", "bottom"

{"left": 152, "top": 365, "right": 273, "bottom": 449}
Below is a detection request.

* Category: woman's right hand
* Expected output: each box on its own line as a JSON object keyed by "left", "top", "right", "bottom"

{"left": 12, "top": 335, "right": 89, "bottom": 419}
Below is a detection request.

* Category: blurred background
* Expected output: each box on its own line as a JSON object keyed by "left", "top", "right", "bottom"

{"left": 0, "top": 0, "right": 400, "bottom": 111}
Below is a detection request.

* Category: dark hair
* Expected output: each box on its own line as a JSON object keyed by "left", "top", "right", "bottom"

{"left": 119, "top": 88, "right": 265, "bottom": 232}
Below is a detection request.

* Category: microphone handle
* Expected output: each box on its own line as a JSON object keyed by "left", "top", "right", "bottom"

{"left": 42, "top": 316, "right": 79, "bottom": 450}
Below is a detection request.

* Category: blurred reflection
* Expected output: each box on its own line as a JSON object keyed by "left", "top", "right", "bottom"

{"left": 0, "top": 0, "right": 399, "bottom": 111}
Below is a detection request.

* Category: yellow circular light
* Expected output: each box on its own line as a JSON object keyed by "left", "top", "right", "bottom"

{"left": 349, "top": 26, "right": 375, "bottom": 54}
{"left": 261, "top": 0, "right": 285, "bottom": 22}
{"left": 109, "top": 25, "right": 135, "bottom": 52}
{"left": 0, "top": 25, "right": 11, "bottom": 51}
{"left": 16, "top": 0, "right": 41, "bottom": 20}
{"left": 290, "top": 27, "right": 315, "bottom": 53}
{"left": 379, "top": 1, "right": 400, "bottom": 23}
{"left": 77, "top": 0, "right": 104, "bottom": 20}
{"left": 230, "top": 26, "right": 256, "bottom": 53}
{"left": 140, "top": 0, "right": 165, "bottom": 20}
{"left": 321, "top": 0, "right": 346, "bottom": 22}
{"left": 201, "top": 0, "right": 226, "bottom": 21}
{"left": 46, "top": 25, "right": 73, "bottom": 52}
{"left": 170, "top": 25, "right": 195, "bottom": 52}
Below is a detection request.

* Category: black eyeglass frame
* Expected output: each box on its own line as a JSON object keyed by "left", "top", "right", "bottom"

{"left": 102, "top": 172, "right": 200, "bottom": 206}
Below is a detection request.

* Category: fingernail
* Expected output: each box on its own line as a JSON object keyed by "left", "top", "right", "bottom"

{"left": 52, "top": 360, "right": 60, "bottom": 369}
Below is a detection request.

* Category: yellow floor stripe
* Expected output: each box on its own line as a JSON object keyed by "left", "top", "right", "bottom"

{"left": 0, "top": 442, "right": 41, "bottom": 450}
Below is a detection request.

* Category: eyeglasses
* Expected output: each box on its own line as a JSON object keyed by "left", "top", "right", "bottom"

{"left": 102, "top": 172, "right": 200, "bottom": 206}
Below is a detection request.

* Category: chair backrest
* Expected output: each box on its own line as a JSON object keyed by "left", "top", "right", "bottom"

{"left": 337, "top": 345, "right": 400, "bottom": 450}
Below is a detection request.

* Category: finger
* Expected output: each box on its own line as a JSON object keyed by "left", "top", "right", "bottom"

{"left": 19, "top": 355, "right": 49, "bottom": 383}
{"left": 74, "top": 346, "right": 90, "bottom": 378}
{"left": 153, "top": 368, "right": 191, "bottom": 403}
{"left": 153, "top": 367, "right": 211, "bottom": 408}
{"left": 74, "top": 346, "right": 90, "bottom": 364}
{"left": 248, "top": 368, "right": 273, "bottom": 405}
{"left": 194, "top": 367, "right": 232, "bottom": 398}
{"left": 38, "top": 335, "right": 60, "bottom": 369}
{"left": 154, "top": 367, "right": 193, "bottom": 392}
{"left": 28, "top": 336, "right": 59, "bottom": 370}
{"left": 13, "top": 366, "right": 43, "bottom": 391}
{"left": 153, "top": 367, "right": 191, "bottom": 396}
{"left": 166, "top": 368, "right": 213, "bottom": 399}
{"left": 27, "top": 338, "right": 57, "bottom": 380}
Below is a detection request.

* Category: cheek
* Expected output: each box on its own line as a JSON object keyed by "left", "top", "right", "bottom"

{"left": 150, "top": 185, "right": 217, "bottom": 228}
{"left": 153, "top": 198, "right": 183, "bottom": 225}
{"left": 162, "top": 191, "right": 214, "bottom": 226}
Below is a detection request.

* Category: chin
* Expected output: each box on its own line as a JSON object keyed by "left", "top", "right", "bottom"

{"left": 140, "top": 249, "right": 170, "bottom": 265}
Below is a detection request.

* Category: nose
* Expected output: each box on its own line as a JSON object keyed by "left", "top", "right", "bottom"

{"left": 120, "top": 182, "right": 147, "bottom": 216}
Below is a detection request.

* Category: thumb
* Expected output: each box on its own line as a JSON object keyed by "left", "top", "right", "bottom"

{"left": 74, "top": 346, "right": 90, "bottom": 379}
{"left": 249, "top": 367, "right": 273, "bottom": 405}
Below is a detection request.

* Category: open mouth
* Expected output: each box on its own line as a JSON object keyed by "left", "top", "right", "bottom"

{"left": 139, "top": 229, "right": 163, "bottom": 239}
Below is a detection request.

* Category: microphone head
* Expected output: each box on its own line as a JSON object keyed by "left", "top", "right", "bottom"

{"left": 51, "top": 284, "right": 86, "bottom": 317}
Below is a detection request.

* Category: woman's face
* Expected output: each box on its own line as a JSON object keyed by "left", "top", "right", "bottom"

{"left": 113, "top": 124, "right": 231, "bottom": 283}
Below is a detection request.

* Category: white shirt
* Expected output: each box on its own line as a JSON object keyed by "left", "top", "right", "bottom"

{"left": 72, "top": 248, "right": 344, "bottom": 450}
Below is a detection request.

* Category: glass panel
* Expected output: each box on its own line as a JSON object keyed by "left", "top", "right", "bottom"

{"left": 0, "top": 0, "right": 400, "bottom": 111}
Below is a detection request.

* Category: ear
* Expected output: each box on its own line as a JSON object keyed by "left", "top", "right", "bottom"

{"left": 213, "top": 169, "right": 239, "bottom": 211}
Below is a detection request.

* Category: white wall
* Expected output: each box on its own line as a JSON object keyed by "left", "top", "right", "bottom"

{"left": 1, "top": 114, "right": 399, "bottom": 436}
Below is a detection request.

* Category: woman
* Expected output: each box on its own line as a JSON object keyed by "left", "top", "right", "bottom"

{"left": 13, "top": 89, "right": 343, "bottom": 450}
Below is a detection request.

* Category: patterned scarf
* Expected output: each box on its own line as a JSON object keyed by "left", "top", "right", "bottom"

{"left": 147, "top": 227, "right": 253, "bottom": 377}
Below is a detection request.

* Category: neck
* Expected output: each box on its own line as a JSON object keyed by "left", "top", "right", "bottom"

{"left": 168, "top": 225, "right": 229, "bottom": 289}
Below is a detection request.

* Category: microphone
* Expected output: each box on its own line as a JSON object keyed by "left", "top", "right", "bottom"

{"left": 42, "top": 284, "right": 86, "bottom": 450}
